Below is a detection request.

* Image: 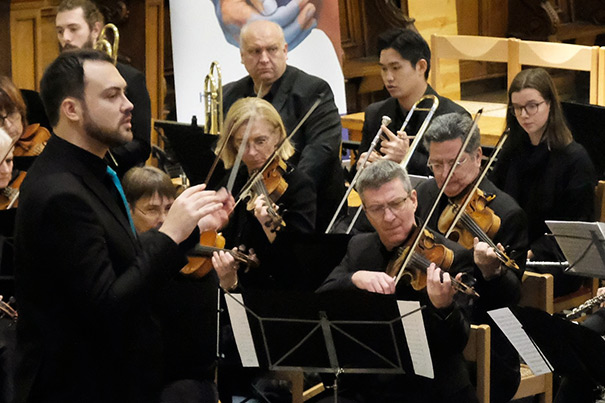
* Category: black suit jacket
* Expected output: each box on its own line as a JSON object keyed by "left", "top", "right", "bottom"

{"left": 223, "top": 65, "right": 345, "bottom": 231}
{"left": 360, "top": 85, "right": 469, "bottom": 176}
{"left": 111, "top": 62, "right": 152, "bottom": 177}
{"left": 317, "top": 230, "right": 474, "bottom": 401}
{"left": 416, "top": 178, "right": 526, "bottom": 402}
{"left": 14, "top": 135, "right": 189, "bottom": 403}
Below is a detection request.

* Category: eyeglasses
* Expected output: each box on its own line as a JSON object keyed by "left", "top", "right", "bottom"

{"left": 364, "top": 195, "right": 410, "bottom": 218}
{"left": 136, "top": 205, "right": 171, "bottom": 219}
{"left": 0, "top": 111, "right": 21, "bottom": 128}
{"left": 426, "top": 157, "right": 468, "bottom": 173}
{"left": 233, "top": 135, "right": 273, "bottom": 152}
{"left": 510, "top": 101, "right": 545, "bottom": 117}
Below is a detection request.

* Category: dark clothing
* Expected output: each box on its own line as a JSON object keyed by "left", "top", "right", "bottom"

{"left": 359, "top": 85, "right": 469, "bottom": 176}
{"left": 317, "top": 230, "right": 477, "bottom": 403}
{"left": 223, "top": 65, "right": 345, "bottom": 232}
{"left": 491, "top": 135, "right": 596, "bottom": 296}
{"left": 416, "top": 177, "right": 526, "bottom": 402}
{"left": 111, "top": 62, "right": 152, "bottom": 177}
{"left": 221, "top": 164, "right": 316, "bottom": 290}
{"left": 14, "top": 135, "right": 193, "bottom": 403}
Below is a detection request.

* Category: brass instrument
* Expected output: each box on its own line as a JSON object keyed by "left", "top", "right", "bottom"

{"left": 204, "top": 61, "right": 223, "bottom": 135}
{"left": 565, "top": 293, "right": 605, "bottom": 320}
{"left": 94, "top": 23, "right": 120, "bottom": 65}
{"left": 325, "top": 95, "right": 440, "bottom": 234}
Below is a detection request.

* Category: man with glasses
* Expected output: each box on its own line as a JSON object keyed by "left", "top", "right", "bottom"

{"left": 317, "top": 159, "right": 478, "bottom": 403}
{"left": 223, "top": 20, "right": 344, "bottom": 232}
{"left": 415, "top": 112, "right": 527, "bottom": 403}
{"left": 122, "top": 165, "right": 220, "bottom": 402}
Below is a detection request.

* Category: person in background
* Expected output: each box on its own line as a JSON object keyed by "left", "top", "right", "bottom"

{"left": 222, "top": 20, "right": 343, "bottom": 232}
{"left": 123, "top": 165, "right": 219, "bottom": 403}
{"left": 490, "top": 67, "right": 596, "bottom": 297}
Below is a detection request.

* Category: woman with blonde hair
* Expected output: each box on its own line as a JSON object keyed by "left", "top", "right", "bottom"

{"left": 491, "top": 67, "right": 596, "bottom": 297}
{"left": 213, "top": 97, "right": 316, "bottom": 291}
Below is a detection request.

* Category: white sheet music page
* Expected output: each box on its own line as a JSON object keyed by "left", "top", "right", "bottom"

{"left": 488, "top": 308, "right": 552, "bottom": 375}
{"left": 225, "top": 293, "right": 259, "bottom": 367}
{"left": 546, "top": 220, "right": 605, "bottom": 278}
{"left": 397, "top": 300, "right": 434, "bottom": 379}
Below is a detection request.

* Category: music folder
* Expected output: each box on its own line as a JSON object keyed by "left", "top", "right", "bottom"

{"left": 223, "top": 289, "right": 429, "bottom": 378}
{"left": 546, "top": 220, "right": 605, "bottom": 278}
{"left": 492, "top": 306, "right": 605, "bottom": 386}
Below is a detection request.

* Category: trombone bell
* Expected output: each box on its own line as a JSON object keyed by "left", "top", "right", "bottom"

{"left": 204, "top": 61, "right": 223, "bottom": 135}
{"left": 94, "top": 23, "right": 120, "bottom": 65}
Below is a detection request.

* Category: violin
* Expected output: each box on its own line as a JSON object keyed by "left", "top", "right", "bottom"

{"left": 0, "top": 171, "right": 26, "bottom": 209}
{"left": 244, "top": 157, "right": 288, "bottom": 232}
{"left": 181, "top": 231, "right": 258, "bottom": 278}
{"left": 14, "top": 124, "right": 50, "bottom": 157}
{"left": 437, "top": 129, "right": 520, "bottom": 272}
{"left": 0, "top": 295, "right": 17, "bottom": 321}
{"left": 387, "top": 227, "right": 479, "bottom": 297}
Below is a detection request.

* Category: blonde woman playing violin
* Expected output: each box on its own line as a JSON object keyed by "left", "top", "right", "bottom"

{"left": 212, "top": 97, "right": 316, "bottom": 291}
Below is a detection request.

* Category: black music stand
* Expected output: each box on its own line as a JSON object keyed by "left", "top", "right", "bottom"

{"left": 224, "top": 289, "right": 424, "bottom": 402}
{"left": 509, "top": 306, "right": 605, "bottom": 386}
{"left": 154, "top": 119, "right": 226, "bottom": 188}
{"left": 546, "top": 221, "right": 605, "bottom": 279}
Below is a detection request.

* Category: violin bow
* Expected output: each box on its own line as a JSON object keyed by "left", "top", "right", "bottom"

{"left": 394, "top": 109, "right": 482, "bottom": 285}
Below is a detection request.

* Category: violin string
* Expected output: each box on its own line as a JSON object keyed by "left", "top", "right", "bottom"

{"left": 458, "top": 213, "right": 510, "bottom": 263}
{"left": 406, "top": 252, "right": 473, "bottom": 295}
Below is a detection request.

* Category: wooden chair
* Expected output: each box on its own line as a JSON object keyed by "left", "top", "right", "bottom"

{"left": 277, "top": 370, "right": 325, "bottom": 403}
{"left": 463, "top": 324, "right": 491, "bottom": 403}
{"left": 512, "top": 271, "right": 554, "bottom": 403}
{"left": 508, "top": 38, "right": 601, "bottom": 105}
{"left": 430, "top": 34, "right": 517, "bottom": 98}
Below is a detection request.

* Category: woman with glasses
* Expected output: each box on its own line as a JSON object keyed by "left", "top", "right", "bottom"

{"left": 490, "top": 67, "right": 596, "bottom": 297}
{"left": 212, "top": 97, "right": 317, "bottom": 402}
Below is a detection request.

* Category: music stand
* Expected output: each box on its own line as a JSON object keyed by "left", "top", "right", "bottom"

{"left": 508, "top": 306, "right": 605, "bottom": 386}
{"left": 224, "top": 289, "right": 426, "bottom": 402}
{"left": 154, "top": 119, "right": 225, "bottom": 188}
{"left": 545, "top": 220, "right": 605, "bottom": 279}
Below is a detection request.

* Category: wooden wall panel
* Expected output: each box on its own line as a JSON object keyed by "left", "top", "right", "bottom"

{"left": 11, "top": 8, "right": 38, "bottom": 90}
{"left": 145, "top": 0, "right": 164, "bottom": 141}
{"left": 0, "top": 1, "right": 11, "bottom": 77}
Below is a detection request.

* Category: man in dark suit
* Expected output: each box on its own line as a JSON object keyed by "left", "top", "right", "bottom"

{"left": 14, "top": 49, "right": 232, "bottom": 403}
{"left": 415, "top": 112, "right": 527, "bottom": 403}
{"left": 55, "top": 0, "right": 152, "bottom": 177}
{"left": 317, "top": 160, "right": 477, "bottom": 403}
{"left": 358, "top": 28, "right": 469, "bottom": 177}
{"left": 223, "top": 20, "right": 345, "bottom": 232}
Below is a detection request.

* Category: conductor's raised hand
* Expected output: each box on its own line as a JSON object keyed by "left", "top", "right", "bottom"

{"left": 351, "top": 270, "right": 396, "bottom": 294}
{"left": 198, "top": 187, "right": 234, "bottom": 233}
{"left": 160, "top": 184, "right": 227, "bottom": 244}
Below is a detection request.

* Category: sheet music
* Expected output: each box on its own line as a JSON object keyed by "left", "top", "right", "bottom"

{"left": 546, "top": 221, "right": 605, "bottom": 278}
{"left": 397, "top": 300, "right": 433, "bottom": 379}
{"left": 225, "top": 293, "right": 259, "bottom": 367}
{"left": 488, "top": 308, "right": 552, "bottom": 375}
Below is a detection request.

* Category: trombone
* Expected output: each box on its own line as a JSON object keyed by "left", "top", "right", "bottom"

{"left": 94, "top": 23, "right": 120, "bottom": 65}
{"left": 204, "top": 61, "right": 223, "bottom": 135}
{"left": 325, "top": 95, "right": 439, "bottom": 234}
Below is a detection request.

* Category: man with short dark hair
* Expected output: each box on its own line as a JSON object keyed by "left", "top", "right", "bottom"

{"left": 317, "top": 160, "right": 478, "bottom": 403}
{"left": 223, "top": 20, "right": 344, "bottom": 232}
{"left": 358, "top": 28, "right": 469, "bottom": 176}
{"left": 14, "top": 49, "right": 232, "bottom": 403}
{"left": 56, "top": 0, "right": 151, "bottom": 177}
